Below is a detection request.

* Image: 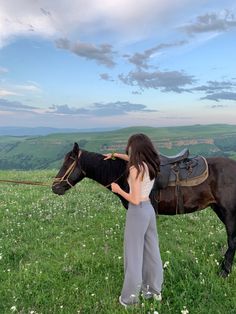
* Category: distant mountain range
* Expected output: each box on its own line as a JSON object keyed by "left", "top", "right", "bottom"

{"left": 0, "top": 124, "right": 236, "bottom": 170}
{"left": 0, "top": 126, "right": 120, "bottom": 136}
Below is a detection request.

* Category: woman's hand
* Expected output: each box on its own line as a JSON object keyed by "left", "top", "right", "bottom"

{"left": 111, "top": 182, "right": 121, "bottom": 194}
{"left": 111, "top": 167, "right": 141, "bottom": 205}
{"left": 104, "top": 152, "right": 129, "bottom": 161}
{"left": 103, "top": 152, "right": 116, "bottom": 160}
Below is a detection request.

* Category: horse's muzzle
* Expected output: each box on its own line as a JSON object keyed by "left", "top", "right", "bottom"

{"left": 51, "top": 184, "right": 66, "bottom": 195}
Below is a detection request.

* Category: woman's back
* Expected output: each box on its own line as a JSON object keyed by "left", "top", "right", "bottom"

{"left": 128, "top": 162, "right": 154, "bottom": 200}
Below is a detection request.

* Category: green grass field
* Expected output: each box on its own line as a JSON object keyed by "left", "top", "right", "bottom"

{"left": 0, "top": 170, "right": 236, "bottom": 314}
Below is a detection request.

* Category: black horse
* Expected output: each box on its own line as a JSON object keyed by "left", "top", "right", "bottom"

{"left": 52, "top": 143, "right": 236, "bottom": 277}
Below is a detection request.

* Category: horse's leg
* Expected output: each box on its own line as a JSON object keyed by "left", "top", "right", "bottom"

{"left": 212, "top": 204, "right": 226, "bottom": 224}
{"left": 211, "top": 205, "right": 229, "bottom": 276}
{"left": 220, "top": 211, "right": 236, "bottom": 277}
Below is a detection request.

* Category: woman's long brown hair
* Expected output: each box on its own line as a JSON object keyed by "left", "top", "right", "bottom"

{"left": 125, "top": 133, "right": 160, "bottom": 180}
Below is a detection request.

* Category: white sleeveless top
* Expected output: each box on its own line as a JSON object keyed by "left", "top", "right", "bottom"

{"left": 128, "top": 162, "right": 154, "bottom": 200}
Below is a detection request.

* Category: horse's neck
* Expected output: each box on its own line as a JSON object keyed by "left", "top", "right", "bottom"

{"left": 81, "top": 150, "right": 126, "bottom": 187}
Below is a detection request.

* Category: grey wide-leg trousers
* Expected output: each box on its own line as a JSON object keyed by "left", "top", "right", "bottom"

{"left": 121, "top": 200, "right": 163, "bottom": 305}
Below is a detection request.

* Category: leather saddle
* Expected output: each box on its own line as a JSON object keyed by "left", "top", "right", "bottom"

{"left": 160, "top": 148, "right": 190, "bottom": 165}
{"left": 149, "top": 148, "right": 209, "bottom": 214}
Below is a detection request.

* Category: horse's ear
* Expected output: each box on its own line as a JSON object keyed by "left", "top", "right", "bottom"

{"left": 72, "top": 142, "right": 79, "bottom": 154}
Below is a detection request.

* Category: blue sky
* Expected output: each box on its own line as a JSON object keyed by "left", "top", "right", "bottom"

{"left": 0, "top": 0, "right": 236, "bottom": 129}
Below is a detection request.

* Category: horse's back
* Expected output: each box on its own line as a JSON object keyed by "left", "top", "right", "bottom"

{"left": 206, "top": 156, "right": 236, "bottom": 210}
{"left": 207, "top": 156, "right": 236, "bottom": 176}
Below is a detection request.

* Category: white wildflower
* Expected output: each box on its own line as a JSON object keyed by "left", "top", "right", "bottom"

{"left": 181, "top": 306, "right": 189, "bottom": 314}
{"left": 10, "top": 306, "right": 17, "bottom": 312}
{"left": 163, "top": 261, "right": 169, "bottom": 268}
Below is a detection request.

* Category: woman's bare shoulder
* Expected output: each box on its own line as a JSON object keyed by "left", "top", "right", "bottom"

{"left": 129, "top": 164, "right": 145, "bottom": 179}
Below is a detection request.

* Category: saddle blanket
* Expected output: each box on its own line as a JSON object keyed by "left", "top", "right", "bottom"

{"left": 155, "top": 155, "right": 209, "bottom": 188}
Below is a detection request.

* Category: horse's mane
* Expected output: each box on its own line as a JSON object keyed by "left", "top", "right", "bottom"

{"left": 81, "top": 150, "right": 127, "bottom": 184}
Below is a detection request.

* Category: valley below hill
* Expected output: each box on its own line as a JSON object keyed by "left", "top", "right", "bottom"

{"left": 0, "top": 124, "right": 236, "bottom": 170}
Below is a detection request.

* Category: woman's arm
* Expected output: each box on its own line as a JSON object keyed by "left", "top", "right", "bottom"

{"left": 111, "top": 166, "right": 142, "bottom": 205}
{"left": 103, "top": 152, "right": 129, "bottom": 161}
{"left": 114, "top": 152, "right": 129, "bottom": 161}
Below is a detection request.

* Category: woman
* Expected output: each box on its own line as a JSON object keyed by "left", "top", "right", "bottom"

{"left": 103, "top": 133, "right": 163, "bottom": 308}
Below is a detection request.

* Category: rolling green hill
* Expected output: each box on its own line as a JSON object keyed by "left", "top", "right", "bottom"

{"left": 0, "top": 124, "right": 236, "bottom": 170}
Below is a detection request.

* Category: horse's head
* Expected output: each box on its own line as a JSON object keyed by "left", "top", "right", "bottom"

{"left": 52, "top": 142, "right": 86, "bottom": 195}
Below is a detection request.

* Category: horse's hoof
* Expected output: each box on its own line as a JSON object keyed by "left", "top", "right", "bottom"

{"left": 218, "top": 269, "right": 229, "bottom": 278}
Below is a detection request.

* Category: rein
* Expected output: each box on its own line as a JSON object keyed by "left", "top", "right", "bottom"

{"left": 0, "top": 179, "right": 50, "bottom": 186}
{"left": 104, "top": 171, "right": 125, "bottom": 188}
{"left": 0, "top": 151, "right": 125, "bottom": 189}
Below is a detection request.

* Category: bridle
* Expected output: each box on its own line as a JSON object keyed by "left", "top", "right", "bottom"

{"left": 52, "top": 151, "right": 86, "bottom": 188}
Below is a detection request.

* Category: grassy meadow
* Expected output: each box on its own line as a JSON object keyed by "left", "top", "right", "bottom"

{"left": 0, "top": 170, "right": 236, "bottom": 314}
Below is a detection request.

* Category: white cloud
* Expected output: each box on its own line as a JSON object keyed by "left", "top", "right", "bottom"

{"left": 0, "top": 82, "right": 41, "bottom": 98}
{"left": 56, "top": 38, "right": 116, "bottom": 68}
{"left": 0, "top": 99, "right": 158, "bottom": 117}
{"left": 0, "top": 66, "right": 8, "bottom": 73}
{"left": 0, "top": 0, "right": 204, "bottom": 48}
{"left": 0, "top": 1, "right": 57, "bottom": 48}
{"left": 0, "top": 89, "right": 19, "bottom": 96}
{"left": 126, "top": 40, "right": 188, "bottom": 69}
{"left": 180, "top": 10, "right": 236, "bottom": 35}
{"left": 100, "top": 73, "right": 114, "bottom": 82}
{"left": 49, "top": 101, "right": 157, "bottom": 116}
{"left": 0, "top": 98, "right": 161, "bottom": 128}
{"left": 119, "top": 69, "right": 195, "bottom": 93}
{"left": 14, "top": 83, "right": 41, "bottom": 92}
{"left": 0, "top": 98, "right": 37, "bottom": 111}
{"left": 201, "top": 91, "right": 236, "bottom": 101}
